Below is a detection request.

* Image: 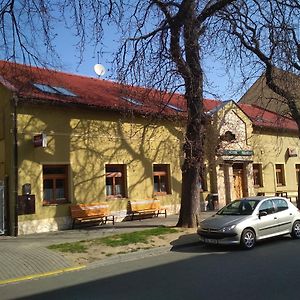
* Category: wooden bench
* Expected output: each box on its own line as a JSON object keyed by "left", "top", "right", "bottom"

{"left": 70, "top": 203, "right": 115, "bottom": 229}
{"left": 129, "top": 199, "right": 167, "bottom": 220}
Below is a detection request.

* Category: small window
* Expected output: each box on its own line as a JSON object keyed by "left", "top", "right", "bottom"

{"left": 253, "top": 164, "right": 263, "bottom": 187}
{"left": 165, "top": 103, "right": 185, "bottom": 112}
{"left": 220, "top": 131, "right": 236, "bottom": 142}
{"left": 33, "top": 83, "right": 77, "bottom": 97}
{"left": 153, "top": 164, "right": 171, "bottom": 195}
{"left": 121, "top": 96, "right": 143, "bottom": 106}
{"left": 43, "top": 165, "right": 69, "bottom": 205}
{"left": 275, "top": 164, "right": 286, "bottom": 186}
{"left": 105, "top": 164, "right": 127, "bottom": 198}
{"left": 296, "top": 164, "right": 300, "bottom": 185}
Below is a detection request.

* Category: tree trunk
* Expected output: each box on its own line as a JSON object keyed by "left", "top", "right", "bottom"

{"left": 177, "top": 87, "right": 205, "bottom": 228}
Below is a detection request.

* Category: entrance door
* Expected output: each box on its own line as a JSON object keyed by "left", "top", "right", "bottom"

{"left": 233, "top": 164, "right": 245, "bottom": 200}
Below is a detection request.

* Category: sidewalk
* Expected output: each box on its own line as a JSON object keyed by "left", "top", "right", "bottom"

{"left": 0, "top": 212, "right": 215, "bottom": 284}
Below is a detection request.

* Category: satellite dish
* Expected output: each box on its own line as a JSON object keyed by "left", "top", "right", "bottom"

{"left": 94, "top": 64, "right": 106, "bottom": 76}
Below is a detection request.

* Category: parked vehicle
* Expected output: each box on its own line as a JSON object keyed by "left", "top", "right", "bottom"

{"left": 197, "top": 196, "right": 300, "bottom": 249}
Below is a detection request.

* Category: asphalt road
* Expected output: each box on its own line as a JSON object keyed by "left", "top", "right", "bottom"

{"left": 1, "top": 236, "right": 300, "bottom": 300}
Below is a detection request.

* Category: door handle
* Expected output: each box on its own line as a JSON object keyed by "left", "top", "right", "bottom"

{"left": 274, "top": 217, "right": 278, "bottom": 220}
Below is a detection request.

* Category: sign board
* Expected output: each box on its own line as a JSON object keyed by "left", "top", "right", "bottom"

{"left": 33, "top": 133, "right": 47, "bottom": 148}
{"left": 220, "top": 149, "right": 254, "bottom": 156}
{"left": 287, "top": 148, "right": 297, "bottom": 157}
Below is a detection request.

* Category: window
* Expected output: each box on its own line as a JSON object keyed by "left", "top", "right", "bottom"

{"left": 253, "top": 164, "right": 263, "bottom": 187}
{"left": 274, "top": 199, "right": 288, "bottom": 212}
{"left": 220, "top": 131, "right": 236, "bottom": 142}
{"left": 153, "top": 164, "right": 171, "bottom": 195}
{"left": 43, "top": 165, "right": 69, "bottom": 205}
{"left": 275, "top": 164, "right": 285, "bottom": 186}
{"left": 259, "top": 200, "right": 275, "bottom": 215}
{"left": 296, "top": 164, "right": 300, "bottom": 185}
{"left": 121, "top": 96, "right": 143, "bottom": 106}
{"left": 105, "top": 164, "right": 127, "bottom": 198}
{"left": 165, "top": 103, "right": 185, "bottom": 112}
{"left": 33, "top": 83, "right": 77, "bottom": 97}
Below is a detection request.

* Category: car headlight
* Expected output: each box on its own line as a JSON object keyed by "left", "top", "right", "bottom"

{"left": 220, "top": 225, "right": 236, "bottom": 232}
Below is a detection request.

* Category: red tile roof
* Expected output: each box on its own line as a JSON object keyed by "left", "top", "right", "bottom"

{"left": 0, "top": 61, "right": 298, "bottom": 132}
{"left": 239, "top": 103, "right": 298, "bottom": 132}
{"left": 0, "top": 60, "right": 221, "bottom": 118}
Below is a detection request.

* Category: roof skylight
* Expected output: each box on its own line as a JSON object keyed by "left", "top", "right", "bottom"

{"left": 33, "top": 83, "right": 77, "bottom": 97}
{"left": 121, "top": 96, "right": 143, "bottom": 106}
{"left": 166, "top": 103, "right": 184, "bottom": 112}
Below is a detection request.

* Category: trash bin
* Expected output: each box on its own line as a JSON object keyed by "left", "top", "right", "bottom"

{"left": 211, "top": 193, "right": 219, "bottom": 210}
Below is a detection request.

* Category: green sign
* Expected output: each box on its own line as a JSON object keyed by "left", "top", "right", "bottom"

{"left": 221, "top": 150, "right": 253, "bottom": 156}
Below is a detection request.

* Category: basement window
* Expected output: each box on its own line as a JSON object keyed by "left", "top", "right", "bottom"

{"left": 33, "top": 83, "right": 77, "bottom": 97}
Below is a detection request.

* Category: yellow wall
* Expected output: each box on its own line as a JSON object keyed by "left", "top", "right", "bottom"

{"left": 252, "top": 128, "right": 300, "bottom": 197}
{"left": 16, "top": 104, "right": 184, "bottom": 226}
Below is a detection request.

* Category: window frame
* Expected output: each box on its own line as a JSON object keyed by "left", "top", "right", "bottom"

{"left": 105, "top": 164, "right": 127, "bottom": 199}
{"left": 296, "top": 164, "right": 300, "bottom": 185}
{"left": 275, "top": 164, "right": 286, "bottom": 186}
{"left": 43, "top": 164, "right": 69, "bottom": 205}
{"left": 253, "top": 163, "right": 263, "bottom": 188}
{"left": 153, "top": 164, "right": 171, "bottom": 195}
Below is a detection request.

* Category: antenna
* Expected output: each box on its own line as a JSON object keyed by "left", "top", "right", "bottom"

{"left": 94, "top": 51, "right": 106, "bottom": 77}
{"left": 94, "top": 64, "right": 106, "bottom": 76}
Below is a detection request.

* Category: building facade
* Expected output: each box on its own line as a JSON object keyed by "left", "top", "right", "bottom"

{"left": 1, "top": 61, "right": 300, "bottom": 235}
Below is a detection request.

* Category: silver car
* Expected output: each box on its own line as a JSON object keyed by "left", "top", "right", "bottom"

{"left": 197, "top": 196, "right": 300, "bottom": 249}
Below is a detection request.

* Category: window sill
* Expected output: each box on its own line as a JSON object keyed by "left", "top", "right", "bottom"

{"left": 154, "top": 192, "right": 172, "bottom": 196}
{"left": 43, "top": 201, "right": 70, "bottom": 206}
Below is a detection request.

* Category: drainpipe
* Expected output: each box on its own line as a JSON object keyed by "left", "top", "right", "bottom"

{"left": 12, "top": 93, "right": 18, "bottom": 236}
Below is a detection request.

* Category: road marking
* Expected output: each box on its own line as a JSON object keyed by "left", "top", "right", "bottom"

{"left": 0, "top": 265, "right": 86, "bottom": 285}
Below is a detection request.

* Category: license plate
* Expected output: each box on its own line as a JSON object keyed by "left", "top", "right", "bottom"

{"left": 205, "top": 238, "right": 218, "bottom": 244}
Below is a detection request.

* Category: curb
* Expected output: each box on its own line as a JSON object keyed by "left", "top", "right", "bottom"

{"left": 0, "top": 266, "right": 86, "bottom": 286}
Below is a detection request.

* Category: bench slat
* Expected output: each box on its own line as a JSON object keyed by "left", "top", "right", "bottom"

{"left": 70, "top": 203, "right": 114, "bottom": 228}
{"left": 129, "top": 199, "right": 167, "bottom": 220}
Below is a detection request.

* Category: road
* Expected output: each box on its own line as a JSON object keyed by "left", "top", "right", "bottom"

{"left": 1, "top": 236, "right": 300, "bottom": 300}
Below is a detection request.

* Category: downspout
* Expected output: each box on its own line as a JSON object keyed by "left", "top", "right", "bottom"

{"left": 12, "top": 93, "right": 18, "bottom": 236}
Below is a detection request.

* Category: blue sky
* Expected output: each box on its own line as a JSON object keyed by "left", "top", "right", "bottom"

{"left": 53, "top": 29, "right": 252, "bottom": 102}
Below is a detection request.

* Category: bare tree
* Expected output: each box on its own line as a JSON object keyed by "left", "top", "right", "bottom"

{"left": 215, "top": 0, "right": 300, "bottom": 207}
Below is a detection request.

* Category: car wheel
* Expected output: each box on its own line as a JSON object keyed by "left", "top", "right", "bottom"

{"left": 291, "top": 221, "right": 300, "bottom": 239}
{"left": 241, "top": 229, "right": 256, "bottom": 249}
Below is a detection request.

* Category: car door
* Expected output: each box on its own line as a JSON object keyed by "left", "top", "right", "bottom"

{"left": 273, "top": 198, "right": 293, "bottom": 233}
{"left": 256, "top": 199, "right": 278, "bottom": 239}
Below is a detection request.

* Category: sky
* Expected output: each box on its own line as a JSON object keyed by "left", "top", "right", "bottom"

{"left": 52, "top": 27, "right": 253, "bottom": 102}
{"left": 3, "top": 6, "right": 257, "bottom": 102}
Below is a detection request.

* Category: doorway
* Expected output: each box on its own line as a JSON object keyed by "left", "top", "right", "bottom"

{"left": 233, "top": 164, "right": 245, "bottom": 200}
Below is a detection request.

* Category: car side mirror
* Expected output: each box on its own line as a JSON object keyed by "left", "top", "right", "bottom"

{"left": 259, "top": 211, "right": 267, "bottom": 218}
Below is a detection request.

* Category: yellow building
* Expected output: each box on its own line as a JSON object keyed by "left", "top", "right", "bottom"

{"left": 0, "top": 61, "right": 300, "bottom": 236}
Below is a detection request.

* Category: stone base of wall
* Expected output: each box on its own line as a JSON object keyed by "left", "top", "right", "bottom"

{"left": 18, "top": 216, "right": 71, "bottom": 235}
{"left": 17, "top": 204, "right": 180, "bottom": 235}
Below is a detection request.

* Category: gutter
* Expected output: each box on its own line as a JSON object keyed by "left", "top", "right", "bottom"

{"left": 12, "top": 93, "right": 18, "bottom": 236}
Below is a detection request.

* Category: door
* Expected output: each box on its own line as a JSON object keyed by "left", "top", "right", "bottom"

{"left": 233, "top": 164, "right": 245, "bottom": 199}
{"left": 257, "top": 199, "right": 278, "bottom": 238}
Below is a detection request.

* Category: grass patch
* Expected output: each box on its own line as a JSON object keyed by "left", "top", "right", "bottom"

{"left": 48, "top": 226, "right": 178, "bottom": 254}
{"left": 98, "top": 226, "right": 177, "bottom": 247}
{"left": 47, "top": 241, "right": 88, "bottom": 253}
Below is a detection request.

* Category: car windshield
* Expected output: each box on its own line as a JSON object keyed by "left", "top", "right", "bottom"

{"left": 217, "top": 200, "right": 259, "bottom": 216}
